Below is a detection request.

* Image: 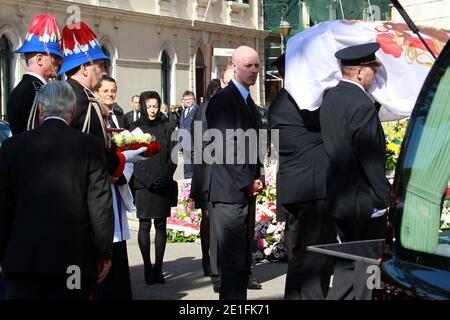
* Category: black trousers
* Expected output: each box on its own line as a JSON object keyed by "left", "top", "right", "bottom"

{"left": 213, "top": 202, "right": 252, "bottom": 300}
{"left": 283, "top": 200, "right": 336, "bottom": 300}
{"left": 94, "top": 241, "right": 132, "bottom": 300}
{"left": 5, "top": 273, "right": 91, "bottom": 300}
{"left": 208, "top": 202, "right": 220, "bottom": 284}
{"left": 327, "top": 215, "right": 387, "bottom": 300}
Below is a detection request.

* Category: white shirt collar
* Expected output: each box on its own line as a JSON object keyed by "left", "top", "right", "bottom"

{"left": 44, "top": 116, "right": 68, "bottom": 125}
{"left": 24, "top": 71, "right": 47, "bottom": 85}
{"left": 341, "top": 79, "right": 366, "bottom": 93}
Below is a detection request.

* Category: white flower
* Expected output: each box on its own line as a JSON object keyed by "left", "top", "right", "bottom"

{"left": 266, "top": 224, "right": 277, "bottom": 235}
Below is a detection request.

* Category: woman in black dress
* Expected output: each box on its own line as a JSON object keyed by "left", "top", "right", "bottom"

{"left": 130, "top": 91, "right": 176, "bottom": 284}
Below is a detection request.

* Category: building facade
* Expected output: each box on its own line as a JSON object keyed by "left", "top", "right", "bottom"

{"left": 0, "top": 0, "right": 269, "bottom": 118}
{"left": 391, "top": 0, "right": 450, "bottom": 29}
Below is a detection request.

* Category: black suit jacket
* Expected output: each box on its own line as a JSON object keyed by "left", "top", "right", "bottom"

{"left": 7, "top": 74, "right": 44, "bottom": 135}
{"left": 204, "top": 81, "right": 263, "bottom": 204}
{"left": 0, "top": 119, "right": 113, "bottom": 280}
{"left": 124, "top": 110, "right": 139, "bottom": 129}
{"left": 320, "top": 81, "right": 390, "bottom": 221}
{"left": 268, "top": 88, "right": 328, "bottom": 205}
{"left": 109, "top": 103, "right": 127, "bottom": 129}
{"left": 190, "top": 102, "right": 208, "bottom": 203}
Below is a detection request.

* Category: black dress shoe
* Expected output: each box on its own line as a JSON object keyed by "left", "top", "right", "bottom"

{"left": 247, "top": 278, "right": 262, "bottom": 290}
{"left": 144, "top": 267, "right": 154, "bottom": 285}
{"left": 153, "top": 270, "right": 165, "bottom": 284}
{"left": 213, "top": 283, "right": 220, "bottom": 293}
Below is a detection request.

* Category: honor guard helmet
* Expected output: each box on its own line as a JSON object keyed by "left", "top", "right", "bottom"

{"left": 58, "top": 21, "right": 109, "bottom": 76}
{"left": 15, "top": 14, "right": 63, "bottom": 58}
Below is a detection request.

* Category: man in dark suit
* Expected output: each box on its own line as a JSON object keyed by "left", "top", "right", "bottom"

{"left": 0, "top": 81, "right": 114, "bottom": 300}
{"left": 125, "top": 95, "right": 141, "bottom": 129}
{"left": 7, "top": 14, "right": 63, "bottom": 135}
{"left": 269, "top": 54, "right": 336, "bottom": 300}
{"left": 204, "top": 46, "right": 264, "bottom": 300}
{"left": 97, "top": 76, "right": 127, "bottom": 129}
{"left": 320, "top": 43, "right": 390, "bottom": 300}
{"left": 179, "top": 90, "right": 200, "bottom": 178}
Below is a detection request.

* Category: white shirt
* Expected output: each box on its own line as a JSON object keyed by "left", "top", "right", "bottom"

{"left": 110, "top": 112, "right": 119, "bottom": 128}
{"left": 44, "top": 116, "right": 68, "bottom": 125}
{"left": 184, "top": 107, "right": 190, "bottom": 118}
{"left": 341, "top": 79, "right": 366, "bottom": 93}
{"left": 133, "top": 110, "right": 140, "bottom": 122}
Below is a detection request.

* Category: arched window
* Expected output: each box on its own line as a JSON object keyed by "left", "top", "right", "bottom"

{"left": 101, "top": 45, "right": 112, "bottom": 76}
{"left": 0, "top": 35, "right": 12, "bottom": 120}
{"left": 161, "top": 51, "right": 171, "bottom": 105}
{"left": 195, "top": 49, "right": 206, "bottom": 102}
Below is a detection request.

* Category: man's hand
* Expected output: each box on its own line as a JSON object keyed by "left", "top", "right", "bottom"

{"left": 122, "top": 147, "right": 148, "bottom": 163}
{"left": 246, "top": 179, "right": 264, "bottom": 196}
{"left": 97, "top": 259, "right": 112, "bottom": 283}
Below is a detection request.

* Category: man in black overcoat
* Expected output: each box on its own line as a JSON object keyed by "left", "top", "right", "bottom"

{"left": 0, "top": 81, "right": 113, "bottom": 300}
{"left": 204, "top": 46, "right": 264, "bottom": 300}
{"left": 319, "top": 43, "right": 391, "bottom": 300}
{"left": 269, "top": 54, "right": 336, "bottom": 300}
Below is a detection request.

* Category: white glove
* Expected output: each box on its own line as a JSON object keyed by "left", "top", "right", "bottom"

{"left": 122, "top": 147, "right": 148, "bottom": 163}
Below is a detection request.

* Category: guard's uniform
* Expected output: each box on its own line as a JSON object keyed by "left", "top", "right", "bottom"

{"left": 7, "top": 14, "right": 62, "bottom": 135}
{"left": 7, "top": 74, "right": 44, "bottom": 135}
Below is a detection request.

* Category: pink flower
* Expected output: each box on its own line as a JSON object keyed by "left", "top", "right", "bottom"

{"left": 257, "top": 238, "right": 267, "bottom": 249}
{"left": 182, "top": 186, "right": 190, "bottom": 200}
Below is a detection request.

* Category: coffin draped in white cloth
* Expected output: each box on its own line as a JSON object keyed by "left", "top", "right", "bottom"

{"left": 285, "top": 20, "right": 449, "bottom": 117}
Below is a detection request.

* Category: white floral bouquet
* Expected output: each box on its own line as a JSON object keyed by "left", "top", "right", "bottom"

{"left": 110, "top": 128, "right": 159, "bottom": 157}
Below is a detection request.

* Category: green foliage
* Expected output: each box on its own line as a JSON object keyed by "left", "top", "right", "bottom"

{"left": 166, "top": 230, "right": 197, "bottom": 243}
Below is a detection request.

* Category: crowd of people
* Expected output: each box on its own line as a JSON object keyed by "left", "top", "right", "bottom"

{"left": 0, "top": 13, "right": 390, "bottom": 301}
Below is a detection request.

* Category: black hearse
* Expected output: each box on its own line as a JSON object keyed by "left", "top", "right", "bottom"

{"left": 377, "top": 38, "right": 450, "bottom": 300}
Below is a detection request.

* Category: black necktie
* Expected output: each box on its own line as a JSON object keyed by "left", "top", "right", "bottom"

{"left": 109, "top": 112, "right": 117, "bottom": 128}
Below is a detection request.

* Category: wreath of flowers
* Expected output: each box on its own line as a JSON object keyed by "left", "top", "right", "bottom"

{"left": 110, "top": 130, "right": 160, "bottom": 157}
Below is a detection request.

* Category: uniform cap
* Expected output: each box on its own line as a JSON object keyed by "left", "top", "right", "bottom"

{"left": 335, "top": 42, "right": 381, "bottom": 67}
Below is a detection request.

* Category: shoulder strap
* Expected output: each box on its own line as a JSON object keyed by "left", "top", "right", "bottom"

{"left": 26, "top": 82, "right": 44, "bottom": 131}
{"left": 81, "top": 88, "right": 110, "bottom": 148}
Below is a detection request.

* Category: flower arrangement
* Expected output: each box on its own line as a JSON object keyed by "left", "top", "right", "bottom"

{"left": 254, "top": 162, "right": 286, "bottom": 262}
{"left": 166, "top": 181, "right": 201, "bottom": 243}
{"left": 441, "top": 190, "right": 450, "bottom": 232}
{"left": 382, "top": 119, "right": 408, "bottom": 173}
{"left": 110, "top": 128, "right": 160, "bottom": 157}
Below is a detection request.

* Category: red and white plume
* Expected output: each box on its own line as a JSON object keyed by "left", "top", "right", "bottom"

{"left": 25, "top": 14, "right": 60, "bottom": 43}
